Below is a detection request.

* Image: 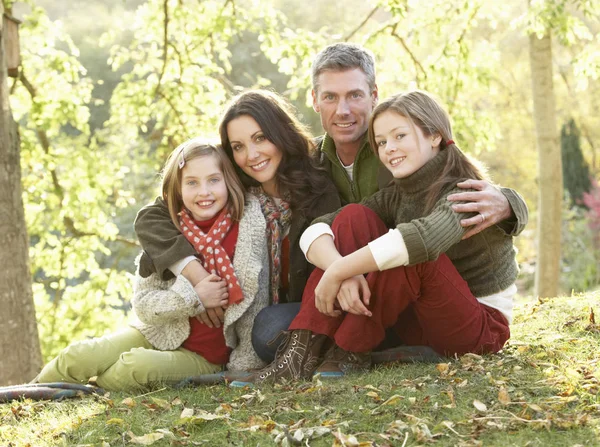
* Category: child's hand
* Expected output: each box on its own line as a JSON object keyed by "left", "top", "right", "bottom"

{"left": 336, "top": 275, "right": 372, "bottom": 317}
{"left": 194, "top": 274, "right": 228, "bottom": 309}
{"left": 195, "top": 307, "right": 226, "bottom": 328}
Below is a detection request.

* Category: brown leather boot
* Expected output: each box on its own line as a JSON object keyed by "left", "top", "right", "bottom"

{"left": 314, "top": 344, "right": 372, "bottom": 377}
{"left": 239, "top": 330, "right": 329, "bottom": 384}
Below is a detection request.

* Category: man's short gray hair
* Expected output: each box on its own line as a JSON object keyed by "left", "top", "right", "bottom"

{"left": 311, "top": 43, "right": 376, "bottom": 93}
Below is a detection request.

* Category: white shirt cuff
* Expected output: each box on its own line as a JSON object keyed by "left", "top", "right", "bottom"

{"left": 169, "top": 256, "right": 198, "bottom": 276}
{"left": 300, "top": 223, "right": 334, "bottom": 260}
{"left": 367, "top": 229, "right": 409, "bottom": 270}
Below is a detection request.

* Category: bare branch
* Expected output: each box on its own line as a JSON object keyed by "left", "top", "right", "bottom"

{"left": 154, "top": 0, "right": 170, "bottom": 98}
{"left": 157, "top": 89, "right": 189, "bottom": 135}
{"left": 344, "top": 6, "right": 379, "bottom": 42}
{"left": 390, "top": 23, "right": 427, "bottom": 84}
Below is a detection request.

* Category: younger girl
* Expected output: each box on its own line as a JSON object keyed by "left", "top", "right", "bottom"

{"left": 245, "top": 90, "right": 521, "bottom": 382}
{"left": 35, "top": 140, "right": 269, "bottom": 391}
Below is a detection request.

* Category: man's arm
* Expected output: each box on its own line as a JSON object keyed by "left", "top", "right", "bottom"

{"left": 447, "top": 180, "right": 528, "bottom": 239}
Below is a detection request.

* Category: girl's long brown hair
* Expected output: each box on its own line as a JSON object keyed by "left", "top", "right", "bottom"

{"left": 368, "top": 90, "right": 487, "bottom": 213}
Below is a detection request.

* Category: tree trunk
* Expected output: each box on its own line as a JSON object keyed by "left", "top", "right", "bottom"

{"left": 0, "top": 4, "right": 42, "bottom": 385}
{"left": 529, "top": 31, "right": 562, "bottom": 299}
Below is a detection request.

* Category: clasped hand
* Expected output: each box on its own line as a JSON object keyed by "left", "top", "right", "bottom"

{"left": 315, "top": 269, "right": 372, "bottom": 318}
{"left": 193, "top": 274, "right": 228, "bottom": 328}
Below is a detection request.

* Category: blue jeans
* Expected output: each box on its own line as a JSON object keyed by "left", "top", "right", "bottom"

{"left": 251, "top": 303, "right": 301, "bottom": 363}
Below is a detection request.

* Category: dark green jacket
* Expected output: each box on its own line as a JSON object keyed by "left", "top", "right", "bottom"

{"left": 315, "top": 133, "right": 393, "bottom": 205}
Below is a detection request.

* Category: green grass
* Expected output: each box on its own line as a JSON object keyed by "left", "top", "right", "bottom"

{"left": 2, "top": 291, "right": 600, "bottom": 446}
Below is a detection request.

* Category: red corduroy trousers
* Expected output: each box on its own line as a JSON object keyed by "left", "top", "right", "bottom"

{"left": 289, "top": 204, "right": 510, "bottom": 356}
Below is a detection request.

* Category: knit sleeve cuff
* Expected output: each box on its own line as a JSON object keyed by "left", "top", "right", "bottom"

{"left": 300, "top": 223, "right": 334, "bottom": 260}
{"left": 399, "top": 224, "right": 429, "bottom": 265}
{"left": 498, "top": 188, "right": 529, "bottom": 236}
{"left": 171, "top": 275, "right": 204, "bottom": 315}
{"left": 367, "top": 229, "right": 409, "bottom": 270}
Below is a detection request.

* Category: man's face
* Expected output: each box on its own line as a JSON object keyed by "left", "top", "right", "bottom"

{"left": 312, "top": 68, "right": 378, "bottom": 149}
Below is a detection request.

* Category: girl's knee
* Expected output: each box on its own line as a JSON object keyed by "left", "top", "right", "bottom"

{"left": 95, "top": 348, "right": 152, "bottom": 391}
{"left": 336, "top": 204, "right": 376, "bottom": 221}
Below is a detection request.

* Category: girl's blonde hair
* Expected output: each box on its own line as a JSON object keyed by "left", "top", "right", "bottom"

{"left": 161, "top": 138, "right": 245, "bottom": 229}
{"left": 368, "top": 90, "right": 487, "bottom": 213}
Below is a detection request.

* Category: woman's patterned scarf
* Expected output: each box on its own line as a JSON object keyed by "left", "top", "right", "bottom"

{"left": 249, "top": 187, "right": 292, "bottom": 304}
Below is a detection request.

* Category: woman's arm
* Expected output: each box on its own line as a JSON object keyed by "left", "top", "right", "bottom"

{"left": 134, "top": 197, "right": 197, "bottom": 279}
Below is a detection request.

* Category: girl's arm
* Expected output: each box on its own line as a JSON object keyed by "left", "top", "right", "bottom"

{"left": 305, "top": 233, "right": 378, "bottom": 317}
{"left": 132, "top": 273, "right": 204, "bottom": 326}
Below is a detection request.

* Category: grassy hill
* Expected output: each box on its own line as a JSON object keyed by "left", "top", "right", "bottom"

{"left": 2, "top": 291, "right": 599, "bottom": 446}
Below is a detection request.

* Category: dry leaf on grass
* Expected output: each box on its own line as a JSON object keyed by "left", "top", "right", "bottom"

{"left": 473, "top": 400, "right": 487, "bottom": 412}
{"left": 120, "top": 397, "right": 136, "bottom": 408}
{"left": 498, "top": 387, "right": 511, "bottom": 405}
{"left": 127, "top": 431, "right": 164, "bottom": 445}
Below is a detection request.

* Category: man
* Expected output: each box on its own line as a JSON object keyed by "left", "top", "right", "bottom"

{"left": 309, "top": 42, "right": 527, "bottom": 237}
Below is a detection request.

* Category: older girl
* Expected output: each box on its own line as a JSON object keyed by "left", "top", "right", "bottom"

{"left": 246, "top": 90, "right": 522, "bottom": 382}
{"left": 35, "top": 140, "right": 269, "bottom": 391}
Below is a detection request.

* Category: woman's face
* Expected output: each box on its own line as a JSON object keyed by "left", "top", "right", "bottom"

{"left": 227, "top": 115, "right": 283, "bottom": 197}
{"left": 373, "top": 111, "right": 440, "bottom": 179}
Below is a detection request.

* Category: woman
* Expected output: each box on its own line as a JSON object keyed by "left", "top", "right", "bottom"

{"left": 134, "top": 90, "right": 341, "bottom": 363}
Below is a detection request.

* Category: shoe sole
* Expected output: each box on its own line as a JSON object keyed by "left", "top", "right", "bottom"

{"left": 229, "top": 380, "right": 254, "bottom": 388}
{"left": 314, "top": 371, "right": 344, "bottom": 378}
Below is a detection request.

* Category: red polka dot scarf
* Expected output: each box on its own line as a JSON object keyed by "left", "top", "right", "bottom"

{"left": 178, "top": 208, "right": 243, "bottom": 305}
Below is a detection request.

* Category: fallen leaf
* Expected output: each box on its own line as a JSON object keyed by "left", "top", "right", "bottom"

{"left": 473, "top": 400, "right": 487, "bottom": 412}
{"left": 155, "top": 429, "right": 176, "bottom": 440}
{"left": 149, "top": 397, "right": 171, "bottom": 410}
{"left": 332, "top": 428, "right": 360, "bottom": 446}
{"left": 381, "top": 394, "right": 403, "bottom": 406}
{"left": 366, "top": 391, "right": 381, "bottom": 402}
{"left": 528, "top": 403, "right": 544, "bottom": 413}
{"left": 120, "top": 398, "right": 136, "bottom": 408}
{"left": 127, "top": 431, "right": 164, "bottom": 445}
{"left": 180, "top": 408, "right": 194, "bottom": 419}
{"left": 498, "top": 387, "right": 511, "bottom": 405}
{"left": 216, "top": 403, "right": 234, "bottom": 414}
{"left": 436, "top": 363, "right": 450, "bottom": 375}
{"left": 363, "top": 385, "right": 381, "bottom": 392}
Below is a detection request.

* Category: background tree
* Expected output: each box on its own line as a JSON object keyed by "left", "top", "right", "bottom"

{"left": 529, "top": 27, "right": 562, "bottom": 299}
{"left": 0, "top": 1, "right": 41, "bottom": 385}
{"left": 561, "top": 118, "right": 592, "bottom": 206}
